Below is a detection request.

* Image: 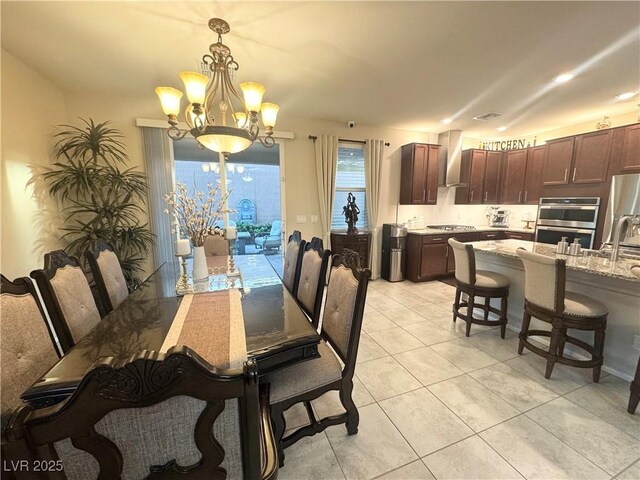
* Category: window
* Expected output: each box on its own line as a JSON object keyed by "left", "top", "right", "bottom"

{"left": 331, "top": 142, "right": 368, "bottom": 230}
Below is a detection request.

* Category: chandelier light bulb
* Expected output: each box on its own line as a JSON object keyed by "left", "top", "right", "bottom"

{"left": 240, "top": 82, "right": 266, "bottom": 112}
{"left": 155, "top": 87, "right": 183, "bottom": 117}
{"left": 234, "top": 112, "right": 248, "bottom": 128}
{"left": 261, "top": 103, "right": 280, "bottom": 128}
{"left": 179, "top": 71, "right": 209, "bottom": 105}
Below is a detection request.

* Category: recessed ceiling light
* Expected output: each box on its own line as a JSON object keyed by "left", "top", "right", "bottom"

{"left": 441, "top": 118, "right": 454, "bottom": 125}
{"left": 615, "top": 91, "right": 637, "bottom": 101}
{"left": 496, "top": 126, "right": 508, "bottom": 132}
{"left": 555, "top": 73, "right": 575, "bottom": 83}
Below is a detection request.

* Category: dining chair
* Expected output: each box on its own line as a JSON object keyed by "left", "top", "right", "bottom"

{"left": 1, "top": 346, "right": 278, "bottom": 480}
{"left": 204, "top": 232, "right": 231, "bottom": 256}
{"left": 0, "top": 275, "right": 60, "bottom": 411}
{"left": 255, "top": 220, "right": 283, "bottom": 253}
{"left": 282, "top": 230, "right": 305, "bottom": 295}
{"left": 30, "top": 250, "right": 102, "bottom": 354}
{"left": 85, "top": 239, "right": 129, "bottom": 315}
{"left": 267, "top": 249, "right": 371, "bottom": 466}
{"left": 295, "top": 237, "right": 330, "bottom": 329}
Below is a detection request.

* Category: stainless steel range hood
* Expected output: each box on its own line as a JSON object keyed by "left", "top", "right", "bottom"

{"left": 437, "top": 130, "right": 466, "bottom": 187}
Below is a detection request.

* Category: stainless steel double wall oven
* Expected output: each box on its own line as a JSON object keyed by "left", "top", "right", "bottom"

{"left": 535, "top": 197, "right": 600, "bottom": 249}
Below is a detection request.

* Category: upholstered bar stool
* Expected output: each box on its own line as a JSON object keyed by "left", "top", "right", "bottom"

{"left": 516, "top": 248, "right": 608, "bottom": 382}
{"left": 448, "top": 239, "right": 510, "bottom": 338}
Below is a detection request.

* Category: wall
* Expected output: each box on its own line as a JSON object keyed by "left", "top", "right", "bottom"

{"left": 0, "top": 50, "right": 68, "bottom": 279}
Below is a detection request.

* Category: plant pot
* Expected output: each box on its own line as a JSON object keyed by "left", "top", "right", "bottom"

{"left": 192, "top": 246, "right": 209, "bottom": 282}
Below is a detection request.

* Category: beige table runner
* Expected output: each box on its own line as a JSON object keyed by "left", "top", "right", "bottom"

{"left": 161, "top": 288, "right": 247, "bottom": 369}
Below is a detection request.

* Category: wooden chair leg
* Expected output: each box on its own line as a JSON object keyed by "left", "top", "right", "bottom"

{"left": 453, "top": 289, "right": 461, "bottom": 323}
{"left": 339, "top": 378, "right": 359, "bottom": 435}
{"left": 593, "top": 329, "right": 605, "bottom": 383}
{"left": 545, "top": 326, "right": 561, "bottom": 379}
{"left": 518, "top": 311, "right": 532, "bottom": 355}
{"left": 629, "top": 356, "right": 640, "bottom": 414}
{"left": 557, "top": 327, "right": 567, "bottom": 358}
{"left": 500, "top": 295, "right": 508, "bottom": 339}
{"left": 270, "top": 403, "right": 287, "bottom": 467}
{"left": 466, "top": 294, "right": 475, "bottom": 337}
{"left": 483, "top": 296, "right": 491, "bottom": 321}
{"left": 628, "top": 391, "right": 640, "bottom": 414}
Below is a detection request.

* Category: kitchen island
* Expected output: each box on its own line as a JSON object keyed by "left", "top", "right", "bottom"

{"left": 473, "top": 239, "right": 640, "bottom": 380}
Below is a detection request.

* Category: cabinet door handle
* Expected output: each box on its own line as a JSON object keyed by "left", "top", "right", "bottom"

{"left": 572, "top": 168, "right": 577, "bottom": 182}
{"left": 484, "top": 191, "right": 488, "bottom": 202}
{"left": 524, "top": 191, "right": 528, "bottom": 202}
{"left": 432, "top": 237, "right": 444, "bottom": 241}
{"left": 563, "top": 168, "right": 568, "bottom": 183}
{"left": 518, "top": 191, "right": 522, "bottom": 203}
{"left": 470, "top": 191, "right": 474, "bottom": 202}
{"left": 486, "top": 234, "right": 496, "bottom": 238}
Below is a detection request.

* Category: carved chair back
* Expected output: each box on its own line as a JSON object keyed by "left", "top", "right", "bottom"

{"left": 282, "top": 231, "right": 305, "bottom": 295}
{"left": 85, "top": 240, "right": 129, "bottom": 315}
{"left": 296, "top": 238, "right": 331, "bottom": 329}
{"left": 517, "top": 248, "right": 566, "bottom": 314}
{"left": 204, "top": 233, "right": 231, "bottom": 257}
{"left": 320, "top": 249, "right": 371, "bottom": 379}
{"left": 30, "top": 250, "right": 101, "bottom": 354}
{"left": 2, "top": 347, "right": 277, "bottom": 480}
{"left": 447, "top": 238, "right": 476, "bottom": 286}
{"left": 0, "top": 275, "right": 60, "bottom": 411}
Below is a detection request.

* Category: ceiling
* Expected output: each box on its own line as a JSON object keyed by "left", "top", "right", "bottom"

{"left": 2, "top": 1, "right": 639, "bottom": 137}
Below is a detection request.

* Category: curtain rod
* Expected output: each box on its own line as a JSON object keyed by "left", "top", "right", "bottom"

{"left": 308, "top": 135, "right": 390, "bottom": 147}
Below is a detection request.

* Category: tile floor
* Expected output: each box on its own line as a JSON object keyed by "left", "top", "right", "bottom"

{"left": 278, "top": 279, "right": 640, "bottom": 480}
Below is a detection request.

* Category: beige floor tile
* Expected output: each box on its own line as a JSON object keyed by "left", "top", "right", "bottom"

{"left": 363, "top": 310, "right": 398, "bottom": 333}
{"left": 430, "top": 338, "right": 500, "bottom": 372}
{"left": 401, "top": 321, "right": 459, "bottom": 345}
{"left": 366, "top": 295, "right": 405, "bottom": 311}
{"left": 481, "top": 416, "right": 609, "bottom": 479}
{"left": 374, "top": 460, "right": 435, "bottom": 479}
{"left": 356, "top": 356, "right": 421, "bottom": 401}
{"left": 279, "top": 433, "right": 346, "bottom": 480}
{"left": 369, "top": 327, "right": 425, "bottom": 354}
{"left": 379, "top": 307, "right": 430, "bottom": 326}
{"left": 395, "top": 346, "right": 464, "bottom": 386}
{"left": 505, "top": 353, "right": 593, "bottom": 395}
{"left": 389, "top": 291, "right": 428, "bottom": 307}
{"left": 379, "top": 388, "right": 474, "bottom": 456}
{"left": 312, "top": 376, "right": 375, "bottom": 419}
{"left": 326, "top": 403, "right": 417, "bottom": 480}
{"left": 526, "top": 397, "right": 640, "bottom": 475}
{"left": 356, "top": 332, "right": 389, "bottom": 364}
{"left": 284, "top": 402, "right": 312, "bottom": 430}
{"left": 565, "top": 375, "right": 640, "bottom": 440}
{"left": 423, "top": 435, "right": 524, "bottom": 479}
{"left": 469, "top": 362, "right": 558, "bottom": 412}
{"left": 428, "top": 375, "right": 520, "bottom": 432}
{"left": 408, "top": 302, "right": 451, "bottom": 320}
{"left": 463, "top": 329, "right": 522, "bottom": 361}
{"left": 616, "top": 460, "right": 640, "bottom": 480}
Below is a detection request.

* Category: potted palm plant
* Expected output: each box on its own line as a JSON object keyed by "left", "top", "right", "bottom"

{"left": 42, "top": 118, "right": 154, "bottom": 286}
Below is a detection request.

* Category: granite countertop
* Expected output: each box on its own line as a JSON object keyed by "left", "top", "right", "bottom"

{"left": 407, "top": 226, "right": 536, "bottom": 235}
{"left": 473, "top": 239, "right": 640, "bottom": 283}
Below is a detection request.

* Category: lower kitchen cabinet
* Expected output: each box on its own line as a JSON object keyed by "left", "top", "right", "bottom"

{"left": 420, "top": 243, "right": 448, "bottom": 279}
{"left": 478, "top": 231, "right": 507, "bottom": 241}
{"left": 505, "top": 231, "right": 535, "bottom": 241}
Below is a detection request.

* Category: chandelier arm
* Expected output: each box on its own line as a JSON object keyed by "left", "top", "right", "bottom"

{"left": 183, "top": 104, "right": 195, "bottom": 129}
{"left": 167, "top": 126, "right": 190, "bottom": 141}
{"left": 256, "top": 135, "right": 276, "bottom": 148}
{"left": 204, "top": 70, "right": 222, "bottom": 126}
{"left": 222, "top": 56, "right": 246, "bottom": 114}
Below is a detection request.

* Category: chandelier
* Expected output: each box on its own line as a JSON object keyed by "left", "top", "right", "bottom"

{"left": 155, "top": 18, "right": 279, "bottom": 155}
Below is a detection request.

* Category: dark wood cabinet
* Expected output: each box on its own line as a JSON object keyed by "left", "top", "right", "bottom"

{"left": 572, "top": 130, "right": 611, "bottom": 184}
{"left": 620, "top": 124, "right": 640, "bottom": 173}
{"left": 483, "top": 151, "right": 502, "bottom": 203}
{"left": 478, "top": 231, "right": 507, "bottom": 241}
{"left": 543, "top": 137, "right": 574, "bottom": 185}
{"left": 330, "top": 232, "right": 370, "bottom": 268}
{"left": 420, "top": 244, "right": 448, "bottom": 279}
{"left": 400, "top": 143, "right": 440, "bottom": 205}
{"left": 524, "top": 146, "right": 546, "bottom": 204}
{"left": 456, "top": 149, "right": 486, "bottom": 204}
{"left": 501, "top": 149, "right": 528, "bottom": 204}
{"left": 505, "top": 231, "right": 535, "bottom": 241}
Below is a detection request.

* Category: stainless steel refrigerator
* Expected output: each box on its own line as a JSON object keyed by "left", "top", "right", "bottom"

{"left": 602, "top": 173, "right": 640, "bottom": 252}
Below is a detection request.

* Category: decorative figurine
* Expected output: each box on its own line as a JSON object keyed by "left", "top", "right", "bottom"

{"left": 342, "top": 192, "right": 360, "bottom": 234}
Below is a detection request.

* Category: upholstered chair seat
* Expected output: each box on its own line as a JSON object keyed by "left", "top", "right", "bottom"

{"left": 268, "top": 249, "right": 370, "bottom": 467}
{"left": 516, "top": 248, "right": 608, "bottom": 382}
{"left": 31, "top": 250, "right": 102, "bottom": 353}
{"left": 448, "top": 238, "right": 510, "bottom": 337}
{"left": 269, "top": 341, "right": 342, "bottom": 404}
{"left": 1, "top": 275, "right": 59, "bottom": 411}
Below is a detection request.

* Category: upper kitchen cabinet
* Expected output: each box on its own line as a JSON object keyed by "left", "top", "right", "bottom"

{"left": 500, "top": 149, "right": 528, "bottom": 204}
{"left": 455, "top": 149, "right": 502, "bottom": 204}
{"left": 399, "top": 143, "right": 440, "bottom": 205}
{"left": 619, "top": 124, "right": 640, "bottom": 173}
{"left": 571, "top": 130, "right": 611, "bottom": 183}
{"left": 524, "top": 146, "right": 546, "bottom": 204}
{"left": 542, "top": 137, "right": 574, "bottom": 185}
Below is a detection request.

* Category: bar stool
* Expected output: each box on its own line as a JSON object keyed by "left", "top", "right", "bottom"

{"left": 448, "top": 239, "right": 510, "bottom": 338}
{"left": 516, "top": 248, "right": 608, "bottom": 382}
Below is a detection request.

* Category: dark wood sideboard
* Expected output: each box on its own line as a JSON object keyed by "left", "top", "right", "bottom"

{"left": 330, "top": 231, "right": 371, "bottom": 268}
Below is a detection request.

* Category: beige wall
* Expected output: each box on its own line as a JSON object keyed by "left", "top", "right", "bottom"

{"left": 1, "top": 50, "right": 67, "bottom": 279}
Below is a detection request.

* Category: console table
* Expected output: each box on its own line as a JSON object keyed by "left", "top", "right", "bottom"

{"left": 330, "top": 231, "right": 371, "bottom": 268}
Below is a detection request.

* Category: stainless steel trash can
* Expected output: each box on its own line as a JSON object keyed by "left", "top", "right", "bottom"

{"left": 382, "top": 224, "right": 407, "bottom": 282}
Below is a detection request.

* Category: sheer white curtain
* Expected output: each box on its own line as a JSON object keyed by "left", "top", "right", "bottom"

{"left": 314, "top": 135, "right": 338, "bottom": 248}
{"left": 365, "top": 139, "right": 385, "bottom": 279}
{"left": 142, "top": 127, "right": 175, "bottom": 268}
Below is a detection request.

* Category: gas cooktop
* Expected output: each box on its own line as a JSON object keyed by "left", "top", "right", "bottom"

{"left": 426, "top": 225, "right": 477, "bottom": 231}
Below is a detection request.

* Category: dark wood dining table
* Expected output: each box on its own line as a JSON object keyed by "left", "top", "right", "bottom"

{"left": 22, "top": 254, "right": 321, "bottom": 407}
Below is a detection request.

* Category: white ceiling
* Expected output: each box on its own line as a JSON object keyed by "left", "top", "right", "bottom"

{"left": 2, "top": 1, "right": 639, "bottom": 137}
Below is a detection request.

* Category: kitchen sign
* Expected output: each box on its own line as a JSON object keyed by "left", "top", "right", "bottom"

{"left": 480, "top": 137, "right": 538, "bottom": 151}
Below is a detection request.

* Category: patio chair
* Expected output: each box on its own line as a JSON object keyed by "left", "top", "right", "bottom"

{"left": 255, "top": 220, "right": 282, "bottom": 253}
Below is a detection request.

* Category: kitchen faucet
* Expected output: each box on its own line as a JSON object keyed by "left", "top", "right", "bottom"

{"left": 611, "top": 214, "right": 640, "bottom": 261}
